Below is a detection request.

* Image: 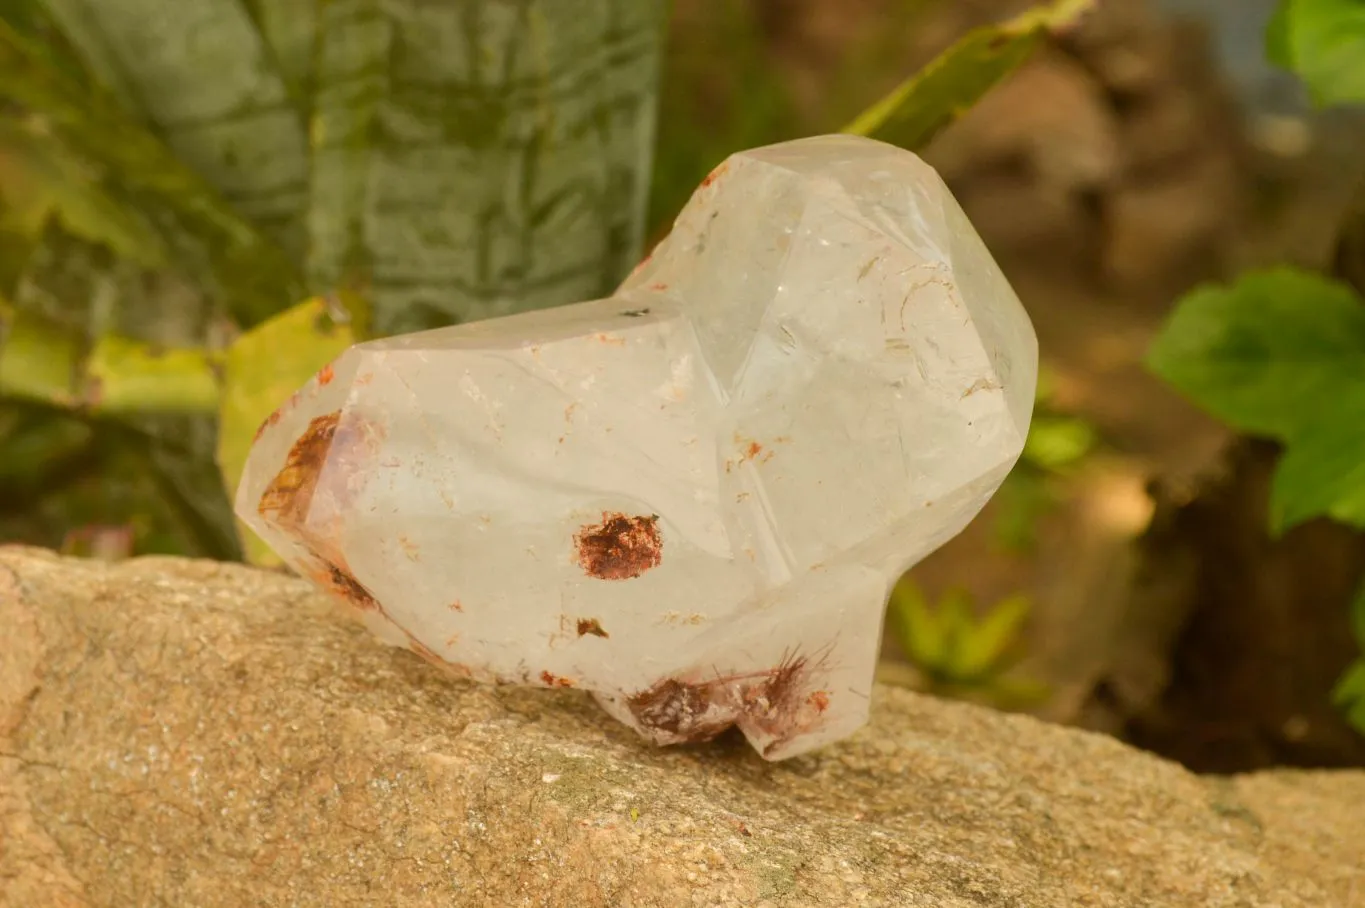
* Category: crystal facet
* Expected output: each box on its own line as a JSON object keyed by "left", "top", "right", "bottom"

{"left": 235, "top": 135, "right": 1038, "bottom": 760}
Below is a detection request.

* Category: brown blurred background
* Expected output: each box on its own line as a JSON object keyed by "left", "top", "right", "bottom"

{"left": 657, "top": 0, "right": 1365, "bottom": 774}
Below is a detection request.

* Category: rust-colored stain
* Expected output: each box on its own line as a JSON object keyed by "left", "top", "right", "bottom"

{"left": 259, "top": 410, "right": 384, "bottom": 534}
{"left": 700, "top": 161, "right": 729, "bottom": 188}
{"left": 317, "top": 362, "right": 335, "bottom": 386}
{"left": 574, "top": 512, "right": 662, "bottom": 580}
{"left": 576, "top": 618, "right": 609, "bottom": 638}
{"left": 398, "top": 534, "right": 420, "bottom": 561}
{"left": 625, "top": 678, "right": 731, "bottom": 743}
{"left": 594, "top": 333, "right": 626, "bottom": 346}
{"left": 305, "top": 557, "right": 380, "bottom": 613}
{"left": 728, "top": 435, "right": 776, "bottom": 473}
{"left": 540, "top": 670, "right": 574, "bottom": 688}
{"left": 649, "top": 282, "right": 668, "bottom": 291}
{"left": 448, "top": 600, "right": 464, "bottom": 613}
{"left": 625, "top": 647, "right": 833, "bottom": 750}
{"left": 252, "top": 407, "right": 284, "bottom": 443}
{"left": 257, "top": 411, "right": 342, "bottom": 527}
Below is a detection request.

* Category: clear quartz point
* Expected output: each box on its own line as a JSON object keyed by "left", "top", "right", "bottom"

{"left": 235, "top": 134, "right": 1038, "bottom": 760}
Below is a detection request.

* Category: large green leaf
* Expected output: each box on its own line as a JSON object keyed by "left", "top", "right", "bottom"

{"left": 0, "top": 119, "right": 165, "bottom": 264}
{"left": 1265, "top": 0, "right": 1365, "bottom": 107}
{"left": 1269, "top": 394, "right": 1365, "bottom": 530}
{"left": 1147, "top": 268, "right": 1365, "bottom": 440}
{"left": 1333, "top": 658, "right": 1365, "bottom": 733}
{"left": 1351, "top": 580, "right": 1365, "bottom": 649}
{"left": 14, "top": 1, "right": 670, "bottom": 336}
{"left": 0, "top": 296, "right": 221, "bottom": 414}
{"left": 843, "top": 0, "right": 1094, "bottom": 150}
{"left": 39, "top": 0, "right": 311, "bottom": 254}
{"left": 0, "top": 300, "right": 81, "bottom": 406}
{"left": 0, "top": 17, "right": 304, "bottom": 327}
{"left": 305, "top": 0, "right": 670, "bottom": 335}
{"left": 1150, "top": 268, "right": 1365, "bottom": 533}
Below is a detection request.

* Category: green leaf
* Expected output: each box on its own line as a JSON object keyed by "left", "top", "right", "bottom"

{"left": 1347, "top": 698, "right": 1365, "bottom": 735}
{"left": 1269, "top": 394, "right": 1365, "bottom": 531}
{"left": 843, "top": 0, "right": 1095, "bottom": 150}
{"left": 85, "top": 335, "right": 221, "bottom": 415}
{"left": 1267, "top": 0, "right": 1365, "bottom": 107}
{"left": 936, "top": 588, "right": 977, "bottom": 675}
{"left": 992, "top": 469, "right": 1056, "bottom": 553}
{"left": 0, "top": 301, "right": 81, "bottom": 406}
{"left": 144, "top": 415, "right": 243, "bottom": 558}
{"left": 949, "top": 594, "right": 1032, "bottom": 680}
{"left": 1352, "top": 580, "right": 1365, "bottom": 649}
{"left": 0, "top": 120, "right": 166, "bottom": 263}
{"left": 305, "top": 0, "right": 670, "bottom": 335}
{"left": 240, "top": 0, "right": 318, "bottom": 109}
{"left": 888, "top": 578, "right": 947, "bottom": 668}
{"left": 973, "top": 675, "right": 1051, "bottom": 709}
{"left": 1333, "top": 658, "right": 1365, "bottom": 708}
{"left": 19, "top": 0, "right": 670, "bottom": 336}
{"left": 0, "top": 295, "right": 222, "bottom": 414}
{"left": 0, "top": 405, "right": 92, "bottom": 488}
{"left": 1023, "top": 415, "right": 1096, "bottom": 471}
{"left": 1265, "top": 0, "right": 1295, "bottom": 69}
{"left": 1147, "top": 268, "right": 1365, "bottom": 440}
{"left": 0, "top": 16, "right": 304, "bottom": 327}
{"left": 216, "top": 296, "right": 356, "bottom": 565}
{"left": 37, "top": 0, "right": 311, "bottom": 254}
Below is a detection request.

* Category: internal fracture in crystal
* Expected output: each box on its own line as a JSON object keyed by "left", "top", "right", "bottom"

{"left": 235, "top": 134, "right": 1039, "bottom": 760}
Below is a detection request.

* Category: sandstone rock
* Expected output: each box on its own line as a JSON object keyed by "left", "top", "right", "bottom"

{"left": 2, "top": 548, "right": 1360, "bottom": 906}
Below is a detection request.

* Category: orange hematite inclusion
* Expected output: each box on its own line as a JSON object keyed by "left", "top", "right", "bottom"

{"left": 573, "top": 512, "right": 663, "bottom": 580}
{"left": 234, "top": 135, "right": 1037, "bottom": 761}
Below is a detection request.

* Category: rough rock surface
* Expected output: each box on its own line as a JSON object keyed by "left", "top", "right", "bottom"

{"left": 2, "top": 547, "right": 1360, "bottom": 907}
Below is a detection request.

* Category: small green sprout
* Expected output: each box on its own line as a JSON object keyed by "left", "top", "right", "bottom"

{"left": 886, "top": 577, "right": 1049, "bottom": 708}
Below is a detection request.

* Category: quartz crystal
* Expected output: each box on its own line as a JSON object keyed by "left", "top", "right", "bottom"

{"left": 235, "top": 134, "right": 1038, "bottom": 760}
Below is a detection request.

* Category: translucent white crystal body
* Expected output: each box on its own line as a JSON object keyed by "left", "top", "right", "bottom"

{"left": 235, "top": 135, "right": 1038, "bottom": 760}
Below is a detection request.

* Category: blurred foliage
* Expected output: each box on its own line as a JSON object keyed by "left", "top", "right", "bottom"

{"left": 844, "top": 0, "right": 1093, "bottom": 148}
{"left": 652, "top": 0, "right": 1094, "bottom": 235}
{"left": 1153, "top": 0, "right": 1365, "bottom": 734}
{"left": 992, "top": 368, "right": 1098, "bottom": 552}
{"left": 1334, "top": 584, "right": 1365, "bottom": 731}
{"left": 649, "top": 1, "right": 802, "bottom": 234}
{"left": 0, "top": 0, "right": 669, "bottom": 560}
{"left": 885, "top": 577, "right": 1049, "bottom": 708}
{"left": 1, "top": 0, "right": 1078, "bottom": 568}
{"left": 1150, "top": 269, "right": 1365, "bottom": 533}
{"left": 1266, "top": 0, "right": 1365, "bottom": 107}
